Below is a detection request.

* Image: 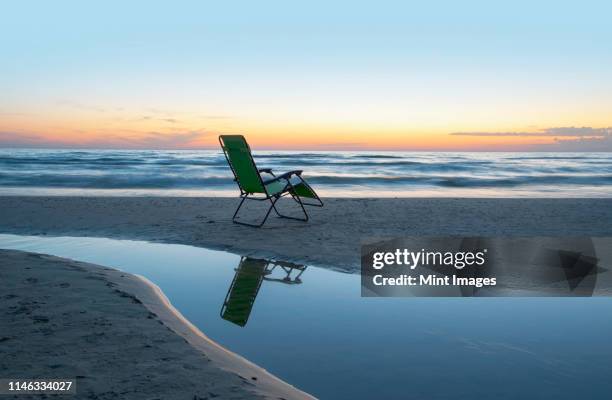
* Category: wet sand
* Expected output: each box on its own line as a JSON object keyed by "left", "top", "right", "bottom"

{"left": 0, "top": 249, "right": 314, "bottom": 400}
{"left": 1, "top": 196, "right": 612, "bottom": 271}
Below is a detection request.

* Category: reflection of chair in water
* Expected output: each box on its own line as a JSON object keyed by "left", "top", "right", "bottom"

{"left": 220, "top": 257, "right": 307, "bottom": 327}
{"left": 262, "top": 260, "right": 306, "bottom": 284}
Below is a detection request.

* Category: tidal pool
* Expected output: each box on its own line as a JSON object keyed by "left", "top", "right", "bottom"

{"left": 1, "top": 234, "right": 611, "bottom": 399}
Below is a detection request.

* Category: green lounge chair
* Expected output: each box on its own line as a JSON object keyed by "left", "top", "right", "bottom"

{"left": 219, "top": 135, "right": 323, "bottom": 227}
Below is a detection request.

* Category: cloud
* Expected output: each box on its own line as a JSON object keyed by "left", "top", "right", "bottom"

{"left": 75, "top": 129, "right": 214, "bottom": 149}
{"left": 0, "top": 131, "right": 52, "bottom": 148}
{"left": 537, "top": 135, "right": 612, "bottom": 151}
{"left": 0, "top": 129, "right": 214, "bottom": 149}
{"left": 450, "top": 127, "right": 612, "bottom": 137}
{"left": 450, "top": 126, "right": 612, "bottom": 151}
{"left": 139, "top": 115, "right": 180, "bottom": 124}
{"left": 451, "top": 131, "right": 550, "bottom": 137}
{"left": 121, "top": 130, "right": 210, "bottom": 148}
{"left": 545, "top": 127, "right": 612, "bottom": 136}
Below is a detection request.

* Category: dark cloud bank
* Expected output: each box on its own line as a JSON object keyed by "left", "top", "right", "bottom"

{"left": 451, "top": 127, "right": 612, "bottom": 151}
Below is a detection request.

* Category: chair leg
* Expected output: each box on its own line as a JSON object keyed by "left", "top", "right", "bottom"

{"left": 271, "top": 187, "right": 309, "bottom": 222}
{"left": 232, "top": 195, "right": 277, "bottom": 227}
{"left": 289, "top": 192, "right": 309, "bottom": 221}
{"left": 232, "top": 195, "right": 248, "bottom": 221}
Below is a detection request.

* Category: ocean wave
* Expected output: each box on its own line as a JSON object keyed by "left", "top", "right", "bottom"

{"left": 1, "top": 171, "right": 611, "bottom": 189}
{"left": 252, "top": 153, "right": 335, "bottom": 159}
{"left": 307, "top": 174, "right": 612, "bottom": 187}
{"left": 0, "top": 156, "right": 225, "bottom": 167}
{"left": 1, "top": 150, "right": 611, "bottom": 193}
{"left": 0, "top": 172, "right": 231, "bottom": 189}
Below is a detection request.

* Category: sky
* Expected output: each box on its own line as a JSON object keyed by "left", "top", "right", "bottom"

{"left": 1, "top": 0, "right": 611, "bottom": 151}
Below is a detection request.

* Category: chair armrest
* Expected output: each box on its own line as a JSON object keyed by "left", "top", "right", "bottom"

{"left": 258, "top": 168, "right": 273, "bottom": 174}
{"left": 262, "top": 170, "right": 303, "bottom": 185}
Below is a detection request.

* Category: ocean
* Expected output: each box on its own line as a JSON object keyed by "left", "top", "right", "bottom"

{"left": 1, "top": 149, "right": 611, "bottom": 197}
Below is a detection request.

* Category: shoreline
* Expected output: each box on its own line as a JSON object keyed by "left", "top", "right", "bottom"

{"left": 129, "top": 273, "right": 315, "bottom": 400}
{"left": 0, "top": 249, "right": 314, "bottom": 399}
{"left": 2, "top": 196, "right": 612, "bottom": 272}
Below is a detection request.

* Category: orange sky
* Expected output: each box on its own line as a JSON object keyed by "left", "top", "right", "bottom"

{"left": 0, "top": 106, "right": 608, "bottom": 151}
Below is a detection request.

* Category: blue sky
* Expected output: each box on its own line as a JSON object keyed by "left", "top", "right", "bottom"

{"left": 1, "top": 0, "right": 611, "bottom": 150}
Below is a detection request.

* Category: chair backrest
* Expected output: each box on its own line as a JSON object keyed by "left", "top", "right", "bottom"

{"left": 220, "top": 257, "right": 268, "bottom": 327}
{"left": 219, "top": 135, "right": 265, "bottom": 194}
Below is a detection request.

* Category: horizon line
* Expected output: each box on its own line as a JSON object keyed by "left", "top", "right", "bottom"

{"left": 1, "top": 145, "right": 610, "bottom": 153}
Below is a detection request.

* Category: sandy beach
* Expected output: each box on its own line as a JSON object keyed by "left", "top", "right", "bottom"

{"left": 2, "top": 196, "right": 612, "bottom": 399}
{"left": 0, "top": 249, "right": 314, "bottom": 400}
{"left": 1, "top": 196, "right": 612, "bottom": 271}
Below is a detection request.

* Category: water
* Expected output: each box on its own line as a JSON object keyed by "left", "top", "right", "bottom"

{"left": 1, "top": 149, "right": 611, "bottom": 197}
{"left": 1, "top": 234, "right": 611, "bottom": 399}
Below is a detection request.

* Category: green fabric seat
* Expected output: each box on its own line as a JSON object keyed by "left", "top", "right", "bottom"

{"left": 264, "top": 180, "right": 287, "bottom": 196}
{"left": 291, "top": 182, "right": 318, "bottom": 198}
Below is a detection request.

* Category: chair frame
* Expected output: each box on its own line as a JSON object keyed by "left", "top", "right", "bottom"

{"left": 219, "top": 136, "right": 323, "bottom": 227}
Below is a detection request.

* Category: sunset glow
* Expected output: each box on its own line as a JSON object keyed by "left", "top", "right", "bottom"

{"left": 1, "top": 1, "right": 611, "bottom": 151}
